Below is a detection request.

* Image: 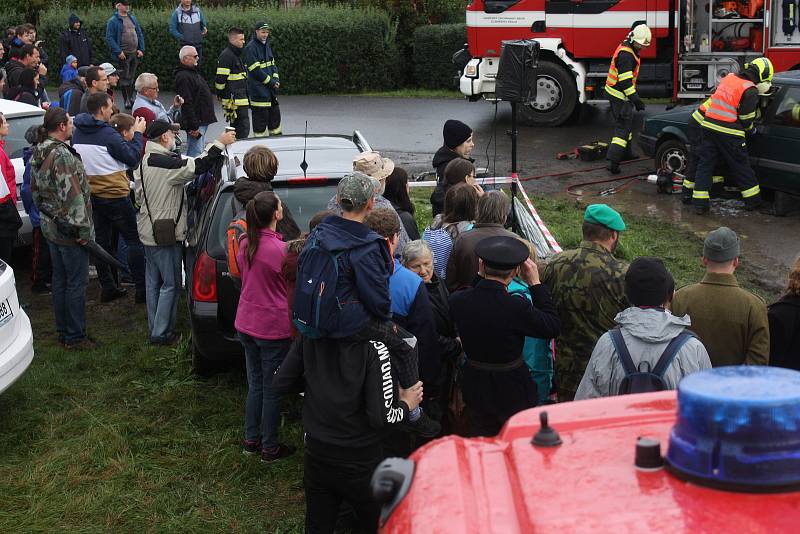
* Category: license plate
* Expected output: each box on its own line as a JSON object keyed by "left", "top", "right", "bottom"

{"left": 0, "top": 298, "right": 14, "bottom": 328}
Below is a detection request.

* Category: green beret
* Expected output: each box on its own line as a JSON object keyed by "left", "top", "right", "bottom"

{"left": 584, "top": 204, "right": 625, "bottom": 231}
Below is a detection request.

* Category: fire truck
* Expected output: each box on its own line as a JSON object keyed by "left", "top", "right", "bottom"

{"left": 459, "top": 0, "right": 800, "bottom": 125}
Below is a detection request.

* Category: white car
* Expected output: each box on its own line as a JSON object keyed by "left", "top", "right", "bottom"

{"left": 1, "top": 99, "right": 46, "bottom": 246}
{"left": 0, "top": 259, "right": 34, "bottom": 394}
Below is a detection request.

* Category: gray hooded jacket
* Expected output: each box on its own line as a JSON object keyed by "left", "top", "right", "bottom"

{"left": 574, "top": 307, "right": 711, "bottom": 400}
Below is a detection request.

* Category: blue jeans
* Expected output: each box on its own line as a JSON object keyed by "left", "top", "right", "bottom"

{"left": 49, "top": 242, "right": 89, "bottom": 343}
{"left": 144, "top": 244, "right": 182, "bottom": 341}
{"left": 240, "top": 333, "right": 291, "bottom": 449}
{"left": 185, "top": 124, "right": 208, "bottom": 158}
{"left": 91, "top": 196, "right": 145, "bottom": 292}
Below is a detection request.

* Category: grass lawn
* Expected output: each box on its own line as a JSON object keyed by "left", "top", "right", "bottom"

{"left": 0, "top": 191, "right": 772, "bottom": 531}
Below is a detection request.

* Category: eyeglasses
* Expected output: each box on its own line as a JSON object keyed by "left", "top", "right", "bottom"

{"left": 188, "top": 55, "right": 199, "bottom": 58}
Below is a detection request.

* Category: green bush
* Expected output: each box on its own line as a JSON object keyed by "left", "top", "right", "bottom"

{"left": 413, "top": 23, "right": 466, "bottom": 89}
{"left": 35, "top": 6, "right": 399, "bottom": 93}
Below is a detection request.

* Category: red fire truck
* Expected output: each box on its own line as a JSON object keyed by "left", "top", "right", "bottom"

{"left": 459, "top": 0, "right": 800, "bottom": 125}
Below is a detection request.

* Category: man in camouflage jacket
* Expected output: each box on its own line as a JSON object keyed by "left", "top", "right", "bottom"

{"left": 31, "top": 109, "right": 95, "bottom": 350}
{"left": 542, "top": 204, "right": 629, "bottom": 401}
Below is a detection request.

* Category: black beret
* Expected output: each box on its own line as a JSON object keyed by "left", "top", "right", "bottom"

{"left": 475, "top": 235, "right": 529, "bottom": 270}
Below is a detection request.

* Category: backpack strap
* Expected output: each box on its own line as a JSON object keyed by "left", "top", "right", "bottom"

{"left": 609, "top": 328, "right": 637, "bottom": 376}
{"left": 652, "top": 331, "right": 695, "bottom": 377}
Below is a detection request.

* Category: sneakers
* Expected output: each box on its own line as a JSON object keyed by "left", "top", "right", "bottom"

{"left": 242, "top": 439, "right": 261, "bottom": 455}
{"left": 100, "top": 287, "right": 127, "bottom": 303}
{"left": 606, "top": 161, "right": 621, "bottom": 175}
{"left": 150, "top": 333, "right": 181, "bottom": 346}
{"left": 261, "top": 443, "right": 296, "bottom": 463}
{"left": 63, "top": 337, "right": 98, "bottom": 351}
{"left": 407, "top": 411, "right": 441, "bottom": 438}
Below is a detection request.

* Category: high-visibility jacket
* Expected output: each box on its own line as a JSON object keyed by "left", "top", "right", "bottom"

{"left": 244, "top": 36, "right": 280, "bottom": 107}
{"left": 702, "top": 74, "right": 757, "bottom": 137}
{"left": 215, "top": 44, "right": 249, "bottom": 108}
{"left": 605, "top": 43, "right": 640, "bottom": 101}
{"left": 691, "top": 97, "right": 712, "bottom": 125}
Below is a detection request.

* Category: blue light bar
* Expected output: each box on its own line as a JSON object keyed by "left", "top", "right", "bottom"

{"left": 666, "top": 366, "right": 800, "bottom": 492}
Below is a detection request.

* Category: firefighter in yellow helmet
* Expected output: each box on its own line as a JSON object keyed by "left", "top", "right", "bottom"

{"left": 605, "top": 23, "right": 651, "bottom": 174}
{"left": 692, "top": 57, "right": 772, "bottom": 215}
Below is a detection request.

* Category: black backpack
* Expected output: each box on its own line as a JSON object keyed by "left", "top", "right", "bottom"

{"left": 609, "top": 328, "right": 695, "bottom": 395}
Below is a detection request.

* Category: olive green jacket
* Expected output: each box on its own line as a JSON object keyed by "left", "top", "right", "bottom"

{"left": 671, "top": 272, "right": 769, "bottom": 366}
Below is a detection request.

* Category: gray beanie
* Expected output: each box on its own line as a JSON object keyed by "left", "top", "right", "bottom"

{"left": 703, "top": 227, "right": 740, "bottom": 262}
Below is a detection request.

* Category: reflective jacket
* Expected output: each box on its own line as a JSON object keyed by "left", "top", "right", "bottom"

{"left": 605, "top": 43, "right": 640, "bottom": 102}
{"left": 691, "top": 97, "right": 712, "bottom": 125}
{"left": 702, "top": 73, "right": 758, "bottom": 137}
{"left": 215, "top": 44, "right": 249, "bottom": 107}
{"left": 243, "top": 36, "right": 279, "bottom": 106}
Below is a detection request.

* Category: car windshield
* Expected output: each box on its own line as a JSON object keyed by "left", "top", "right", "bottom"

{"left": 4, "top": 114, "right": 45, "bottom": 158}
{"left": 207, "top": 184, "right": 339, "bottom": 259}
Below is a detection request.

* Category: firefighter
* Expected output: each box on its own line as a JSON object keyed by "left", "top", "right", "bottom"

{"left": 605, "top": 23, "right": 651, "bottom": 174}
{"left": 215, "top": 26, "right": 250, "bottom": 139}
{"left": 682, "top": 97, "right": 726, "bottom": 204}
{"left": 244, "top": 21, "right": 281, "bottom": 138}
{"left": 692, "top": 57, "right": 772, "bottom": 215}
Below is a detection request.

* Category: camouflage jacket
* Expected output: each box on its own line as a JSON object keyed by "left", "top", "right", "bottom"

{"left": 30, "top": 137, "right": 94, "bottom": 245}
{"left": 542, "top": 240, "right": 629, "bottom": 400}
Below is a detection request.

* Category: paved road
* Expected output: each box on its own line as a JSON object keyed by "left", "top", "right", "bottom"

{"left": 151, "top": 93, "right": 799, "bottom": 291}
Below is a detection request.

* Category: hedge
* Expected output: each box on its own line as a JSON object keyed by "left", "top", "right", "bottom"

{"left": 34, "top": 7, "right": 399, "bottom": 93}
{"left": 413, "top": 23, "right": 466, "bottom": 90}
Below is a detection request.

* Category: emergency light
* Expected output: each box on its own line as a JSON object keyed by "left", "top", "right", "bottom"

{"left": 666, "top": 366, "right": 800, "bottom": 492}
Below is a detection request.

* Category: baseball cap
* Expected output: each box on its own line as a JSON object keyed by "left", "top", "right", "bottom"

{"left": 144, "top": 120, "right": 180, "bottom": 139}
{"left": 100, "top": 62, "right": 117, "bottom": 77}
{"left": 255, "top": 21, "right": 272, "bottom": 31}
{"left": 337, "top": 171, "right": 375, "bottom": 211}
{"left": 584, "top": 204, "right": 625, "bottom": 232}
{"left": 703, "top": 227, "right": 740, "bottom": 262}
{"left": 353, "top": 151, "right": 395, "bottom": 181}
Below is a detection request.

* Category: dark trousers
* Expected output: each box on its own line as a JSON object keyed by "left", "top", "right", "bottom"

{"left": 0, "top": 236, "right": 13, "bottom": 265}
{"left": 304, "top": 438, "right": 381, "bottom": 534}
{"left": 467, "top": 408, "right": 505, "bottom": 438}
{"left": 693, "top": 130, "right": 761, "bottom": 208}
{"left": 49, "top": 242, "right": 89, "bottom": 344}
{"left": 683, "top": 120, "right": 728, "bottom": 200}
{"left": 91, "top": 196, "right": 145, "bottom": 292}
{"left": 607, "top": 96, "right": 634, "bottom": 164}
{"left": 230, "top": 106, "right": 250, "bottom": 139}
{"left": 251, "top": 98, "right": 281, "bottom": 136}
{"left": 31, "top": 227, "right": 52, "bottom": 289}
{"left": 351, "top": 318, "right": 418, "bottom": 389}
{"left": 115, "top": 54, "right": 140, "bottom": 103}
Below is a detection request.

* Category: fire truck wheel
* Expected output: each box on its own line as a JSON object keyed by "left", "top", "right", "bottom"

{"left": 655, "top": 139, "right": 688, "bottom": 175}
{"left": 518, "top": 60, "right": 577, "bottom": 127}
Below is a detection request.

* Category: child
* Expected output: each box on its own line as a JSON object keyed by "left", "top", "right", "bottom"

{"left": 236, "top": 191, "right": 295, "bottom": 462}
{"left": 61, "top": 55, "right": 78, "bottom": 82}
{"left": 110, "top": 113, "right": 136, "bottom": 141}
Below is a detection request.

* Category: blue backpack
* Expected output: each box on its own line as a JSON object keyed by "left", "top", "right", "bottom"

{"left": 292, "top": 234, "right": 344, "bottom": 339}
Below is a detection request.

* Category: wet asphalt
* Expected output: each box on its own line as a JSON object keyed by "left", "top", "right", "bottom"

{"left": 160, "top": 93, "right": 800, "bottom": 292}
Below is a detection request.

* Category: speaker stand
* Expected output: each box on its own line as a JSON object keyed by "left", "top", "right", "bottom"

{"left": 509, "top": 101, "right": 519, "bottom": 234}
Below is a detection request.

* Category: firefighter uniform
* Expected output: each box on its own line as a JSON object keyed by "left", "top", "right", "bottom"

{"left": 244, "top": 21, "right": 281, "bottom": 137}
{"left": 604, "top": 24, "right": 651, "bottom": 174}
{"left": 692, "top": 60, "right": 769, "bottom": 213}
{"left": 682, "top": 98, "right": 726, "bottom": 204}
{"left": 215, "top": 42, "right": 250, "bottom": 139}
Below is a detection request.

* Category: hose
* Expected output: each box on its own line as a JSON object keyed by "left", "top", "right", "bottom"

{"left": 566, "top": 172, "right": 646, "bottom": 197}
{"left": 518, "top": 157, "right": 648, "bottom": 183}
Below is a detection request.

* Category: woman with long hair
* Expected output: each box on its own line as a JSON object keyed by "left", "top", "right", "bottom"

{"left": 382, "top": 167, "right": 420, "bottom": 240}
{"left": 423, "top": 182, "right": 478, "bottom": 279}
{"left": 768, "top": 255, "right": 800, "bottom": 371}
{"left": 235, "top": 191, "right": 296, "bottom": 462}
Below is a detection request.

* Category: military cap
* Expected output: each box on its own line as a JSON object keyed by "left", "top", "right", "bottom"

{"left": 703, "top": 226, "right": 739, "bottom": 262}
{"left": 475, "top": 236, "right": 529, "bottom": 270}
{"left": 337, "top": 171, "right": 375, "bottom": 210}
{"left": 584, "top": 204, "right": 625, "bottom": 231}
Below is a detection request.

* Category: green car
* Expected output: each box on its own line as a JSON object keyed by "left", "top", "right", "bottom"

{"left": 640, "top": 71, "right": 800, "bottom": 201}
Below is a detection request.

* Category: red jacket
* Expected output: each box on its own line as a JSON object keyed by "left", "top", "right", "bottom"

{"left": 0, "top": 140, "right": 17, "bottom": 204}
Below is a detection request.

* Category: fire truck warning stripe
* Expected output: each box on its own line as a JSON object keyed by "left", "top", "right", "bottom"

{"left": 466, "top": 10, "right": 671, "bottom": 29}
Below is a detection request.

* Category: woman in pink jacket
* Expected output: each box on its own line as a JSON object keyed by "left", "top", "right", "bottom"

{"left": 235, "top": 191, "right": 295, "bottom": 462}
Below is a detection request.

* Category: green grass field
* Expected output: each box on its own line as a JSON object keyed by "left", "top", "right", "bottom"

{"left": 0, "top": 191, "right": 772, "bottom": 531}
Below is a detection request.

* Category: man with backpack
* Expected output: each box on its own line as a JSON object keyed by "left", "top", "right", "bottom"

{"left": 575, "top": 257, "right": 711, "bottom": 400}
{"left": 294, "top": 172, "right": 440, "bottom": 437}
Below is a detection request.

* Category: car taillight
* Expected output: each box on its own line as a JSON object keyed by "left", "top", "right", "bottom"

{"left": 286, "top": 176, "right": 331, "bottom": 185}
{"left": 192, "top": 251, "right": 217, "bottom": 302}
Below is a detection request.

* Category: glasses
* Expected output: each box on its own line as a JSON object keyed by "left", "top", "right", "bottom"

{"left": 188, "top": 54, "right": 199, "bottom": 58}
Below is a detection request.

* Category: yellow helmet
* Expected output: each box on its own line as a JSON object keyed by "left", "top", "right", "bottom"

{"left": 629, "top": 24, "right": 652, "bottom": 47}
{"left": 746, "top": 57, "right": 774, "bottom": 83}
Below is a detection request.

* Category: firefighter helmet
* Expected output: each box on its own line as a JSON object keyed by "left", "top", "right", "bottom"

{"left": 629, "top": 24, "right": 652, "bottom": 47}
{"left": 746, "top": 57, "right": 774, "bottom": 83}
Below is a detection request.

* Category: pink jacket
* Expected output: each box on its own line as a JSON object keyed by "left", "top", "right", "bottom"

{"left": 234, "top": 228, "right": 291, "bottom": 340}
{"left": 0, "top": 140, "right": 16, "bottom": 204}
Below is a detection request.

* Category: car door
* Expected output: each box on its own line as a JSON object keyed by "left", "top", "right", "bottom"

{"left": 749, "top": 85, "right": 800, "bottom": 195}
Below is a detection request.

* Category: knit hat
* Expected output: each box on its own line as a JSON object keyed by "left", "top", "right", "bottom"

{"left": 443, "top": 119, "right": 472, "bottom": 149}
{"left": 337, "top": 171, "right": 375, "bottom": 211}
{"left": 625, "top": 257, "right": 675, "bottom": 307}
{"left": 77, "top": 66, "right": 90, "bottom": 77}
{"left": 703, "top": 227, "right": 740, "bottom": 262}
{"left": 66, "top": 55, "right": 77, "bottom": 65}
{"left": 68, "top": 14, "right": 81, "bottom": 26}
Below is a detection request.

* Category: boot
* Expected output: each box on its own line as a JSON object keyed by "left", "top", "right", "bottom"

{"left": 606, "top": 160, "right": 621, "bottom": 175}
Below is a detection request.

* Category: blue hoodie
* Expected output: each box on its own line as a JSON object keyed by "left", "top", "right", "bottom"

{"left": 309, "top": 215, "right": 393, "bottom": 338}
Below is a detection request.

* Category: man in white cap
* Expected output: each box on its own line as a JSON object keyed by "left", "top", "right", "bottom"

{"left": 605, "top": 22, "right": 651, "bottom": 174}
{"left": 326, "top": 151, "right": 410, "bottom": 252}
{"left": 100, "top": 62, "right": 120, "bottom": 104}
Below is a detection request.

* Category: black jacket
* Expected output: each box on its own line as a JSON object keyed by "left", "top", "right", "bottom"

{"left": 430, "top": 146, "right": 474, "bottom": 216}
{"left": 174, "top": 64, "right": 217, "bottom": 131}
{"left": 390, "top": 201, "right": 420, "bottom": 241}
{"left": 3, "top": 59, "right": 25, "bottom": 99}
{"left": 272, "top": 337, "right": 410, "bottom": 448}
{"left": 425, "top": 274, "right": 462, "bottom": 363}
{"left": 214, "top": 44, "right": 248, "bottom": 103}
{"left": 59, "top": 28, "right": 95, "bottom": 67}
{"left": 58, "top": 78, "right": 85, "bottom": 117}
{"left": 768, "top": 294, "right": 800, "bottom": 371}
